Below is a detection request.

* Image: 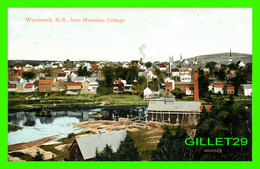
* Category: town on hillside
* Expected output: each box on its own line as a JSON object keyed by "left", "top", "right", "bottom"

{"left": 8, "top": 52, "right": 252, "bottom": 161}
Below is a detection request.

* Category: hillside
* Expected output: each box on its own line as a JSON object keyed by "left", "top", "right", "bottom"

{"left": 186, "top": 52, "right": 252, "bottom": 65}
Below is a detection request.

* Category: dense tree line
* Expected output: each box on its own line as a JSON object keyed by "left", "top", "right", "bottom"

{"left": 97, "top": 66, "right": 140, "bottom": 95}
{"left": 77, "top": 65, "right": 92, "bottom": 77}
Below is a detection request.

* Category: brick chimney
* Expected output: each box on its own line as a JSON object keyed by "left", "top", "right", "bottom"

{"left": 194, "top": 69, "right": 199, "bottom": 102}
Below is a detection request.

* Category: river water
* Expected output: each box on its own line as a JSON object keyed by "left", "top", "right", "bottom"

{"left": 8, "top": 106, "right": 147, "bottom": 145}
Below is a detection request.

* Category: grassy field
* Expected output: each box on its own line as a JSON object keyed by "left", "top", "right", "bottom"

{"left": 8, "top": 92, "right": 148, "bottom": 109}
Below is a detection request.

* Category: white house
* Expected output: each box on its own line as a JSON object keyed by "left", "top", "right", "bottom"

{"left": 180, "top": 73, "right": 191, "bottom": 82}
{"left": 20, "top": 77, "right": 36, "bottom": 84}
{"left": 76, "top": 63, "right": 81, "bottom": 68}
{"left": 13, "top": 65, "right": 21, "bottom": 70}
{"left": 73, "top": 76, "right": 86, "bottom": 82}
{"left": 24, "top": 84, "right": 35, "bottom": 92}
{"left": 24, "top": 64, "right": 33, "bottom": 68}
{"left": 8, "top": 81, "right": 18, "bottom": 92}
{"left": 238, "top": 61, "right": 246, "bottom": 68}
{"left": 159, "top": 63, "right": 167, "bottom": 72}
{"left": 70, "top": 71, "right": 77, "bottom": 80}
{"left": 242, "top": 84, "right": 252, "bottom": 96}
{"left": 213, "top": 83, "right": 224, "bottom": 94}
{"left": 35, "top": 64, "right": 44, "bottom": 70}
{"left": 186, "top": 87, "right": 192, "bottom": 95}
{"left": 57, "top": 72, "right": 68, "bottom": 81}
{"left": 208, "top": 84, "right": 214, "bottom": 92}
{"left": 172, "top": 68, "right": 179, "bottom": 77}
{"left": 52, "top": 63, "right": 62, "bottom": 68}
{"left": 138, "top": 69, "right": 147, "bottom": 77}
{"left": 122, "top": 63, "right": 129, "bottom": 68}
{"left": 83, "top": 62, "right": 92, "bottom": 70}
{"left": 147, "top": 71, "right": 157, "bottom": 80}
{"left": 62, "top": 68, "right": 71, "bottom": 75}
{"left": 143, "top": 87, "right": 152, "bottom": 99}
{"left": 86, "top": 78, "right": 99, "bottom": 94}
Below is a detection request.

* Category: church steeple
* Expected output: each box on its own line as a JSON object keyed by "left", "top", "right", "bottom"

{"left": 229, "top": 49, "right": 232, "bottom": 63}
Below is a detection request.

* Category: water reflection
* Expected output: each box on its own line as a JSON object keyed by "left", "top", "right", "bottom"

{"left": 8, "top": 106, "right": 147, "bottom": 145}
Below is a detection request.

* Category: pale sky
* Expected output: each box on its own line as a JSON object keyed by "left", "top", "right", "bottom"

{"left": 8, "top": 8, "right": 252, "bottom": 62}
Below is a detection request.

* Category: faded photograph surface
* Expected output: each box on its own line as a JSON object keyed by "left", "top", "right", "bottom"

{"left": 8, "top": 8, "right": 252, "bottom": 161}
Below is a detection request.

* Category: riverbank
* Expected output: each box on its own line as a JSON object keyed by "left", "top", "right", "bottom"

{"left": 8, "top": 120, "right": 178, "bottom": 161}
{"left": 8, "top": 92, "right": 148, "bottom": 110}
{"left": 8, "top": 124, "right": 22, "bottom": 132}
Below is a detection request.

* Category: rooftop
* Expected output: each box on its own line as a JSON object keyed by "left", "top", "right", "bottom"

{"left": 67, "top": 82, "right": 82, "bottom": 86}
{"left": 58, "top": 72, "right": 67, "bottom": 77}
{"left": 242, "top": 84, "right": 252, "bottom": 89}
{"left": 24, "top": 84, "right": 34, "bottom": 88}
{"left": 70, "top": 130, "right": 127, "bottom": 160}
{"left": 39, "top": 79, "right": 53, "bottom": 85}
{"left": 148, "top": 100, "right": 201, "bottom": 112}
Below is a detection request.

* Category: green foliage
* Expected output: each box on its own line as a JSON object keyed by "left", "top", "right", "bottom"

{"left": 22, "top": 71, "right": 36, "bottom": 82}
{"left": 9, "top": 152, "right": 26, "bottom": 157}
{"left": 96, "top": 145, "right": 115, "bottom": 161}
{"left": 154, "top": 68, "right": 161, "bottom": 76}
{"left": 206, "top": 61, "right": 217, "bottom": 75}
{"left": 195, "top": 96, "right": 252, "bottom": 161}
{"left": 77, "top": 65, "right": 92, "bottom": 77}
{"left": 34, "top": 108, "right": 52, "bottom": 117}
{"left": 116, "top": 132, "right": 140, "bottom": 161}
{"left": 205, "top": 94, "right": 213, "bottom": 103}
{"left": 8, "top": 124, "right": 22, "bottom": 132}
{"left": 42, "top": 67, "right": 52, "bottom": 76}
{"left": 145, "top": 62, "right": 152, "bottom": 68}
{"left": 33, "top": 150, "right": 44, "bottom": 161}
{"left": 230, "top": 68, "right": 247, "bottom": 95}
{"left": 228, "top": 63, "right": 238, "bottom": 70}
{"left": 9, "top": 152, "right": 33, "bottom": 161}
{"left": 215, "top": 67, "right": 226, "bottom": 81}
{"left": 67, "top": 133, "right": 75, "bottom": 139}
{"left": 172, "top": 88, "right": 185, "bottom": 99}
{"left": 97, "top": 80, "right": 112, "bottom": 95}
{"left": 96, "top": 133, "right": 140, "bottom": 161}
{"left": 151, "top": 126, "right": 191, "bottom": 161}
{"left": 103, "top": 66, "right": 114, "bottom": 88}
{"left": 114, "top": 66, "right": 139, "bottom": 84}
{"left": 198, "top": 68, "right": 209, "bottom": 98}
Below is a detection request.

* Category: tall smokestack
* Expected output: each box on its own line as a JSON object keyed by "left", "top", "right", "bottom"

{"left": 194, "top": 69, "right": 199, "bottom": 102}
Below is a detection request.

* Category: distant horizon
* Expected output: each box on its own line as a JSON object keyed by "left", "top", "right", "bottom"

{"left": 7, "top": 51, "right": 252, "bottom": 62}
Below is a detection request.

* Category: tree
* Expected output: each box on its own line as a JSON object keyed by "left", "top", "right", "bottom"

{"left": 194, "top": 96, "right": 252, "bottom": 161}
{"left": 145, "top": 62, "right": 152, "bottom": 68}
{"left": 215, "top": 67, "right": 226, "bottom": 81}
{"left": 22, "top": 72, "right": 36, "bottom": 82}
{"left": 228, "top": 63, "right": 238, "bottom": 70}
{"left": 78, "top": 65, "right": 92, "bottom": 77}
{"left": 95, "top": 133, "right": 140, "bottom": 161}
{"left": 206, "top": 61, "right": 217, "bottom": 75}
{"left": 152, "top": 126, "right": 191, "bottom": 161}
{"left": 43, "top": 67, "right": 52, "bottom": 76}
{"left": 198, "top": 69, "right": 209, "bottom": 98}
{"left": 231, "top": 68, "right": 247, "bottom": 95}
{"left": 126, "top": 66, "right": 139, "bottom": 84}
{"left": 102, "top": 66, "right": 114, "bottom": 94}
{"left": 96, "top": 145, "right": 115, "bottom": 161}
{"left": 33, "top": 150, "right": 44, "bottom": 161}
{"left": 172, "top": 88, "right": 185, "bottom": 99}
{"left": 116, "top": 132, "right": 140, "bottom": 161}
